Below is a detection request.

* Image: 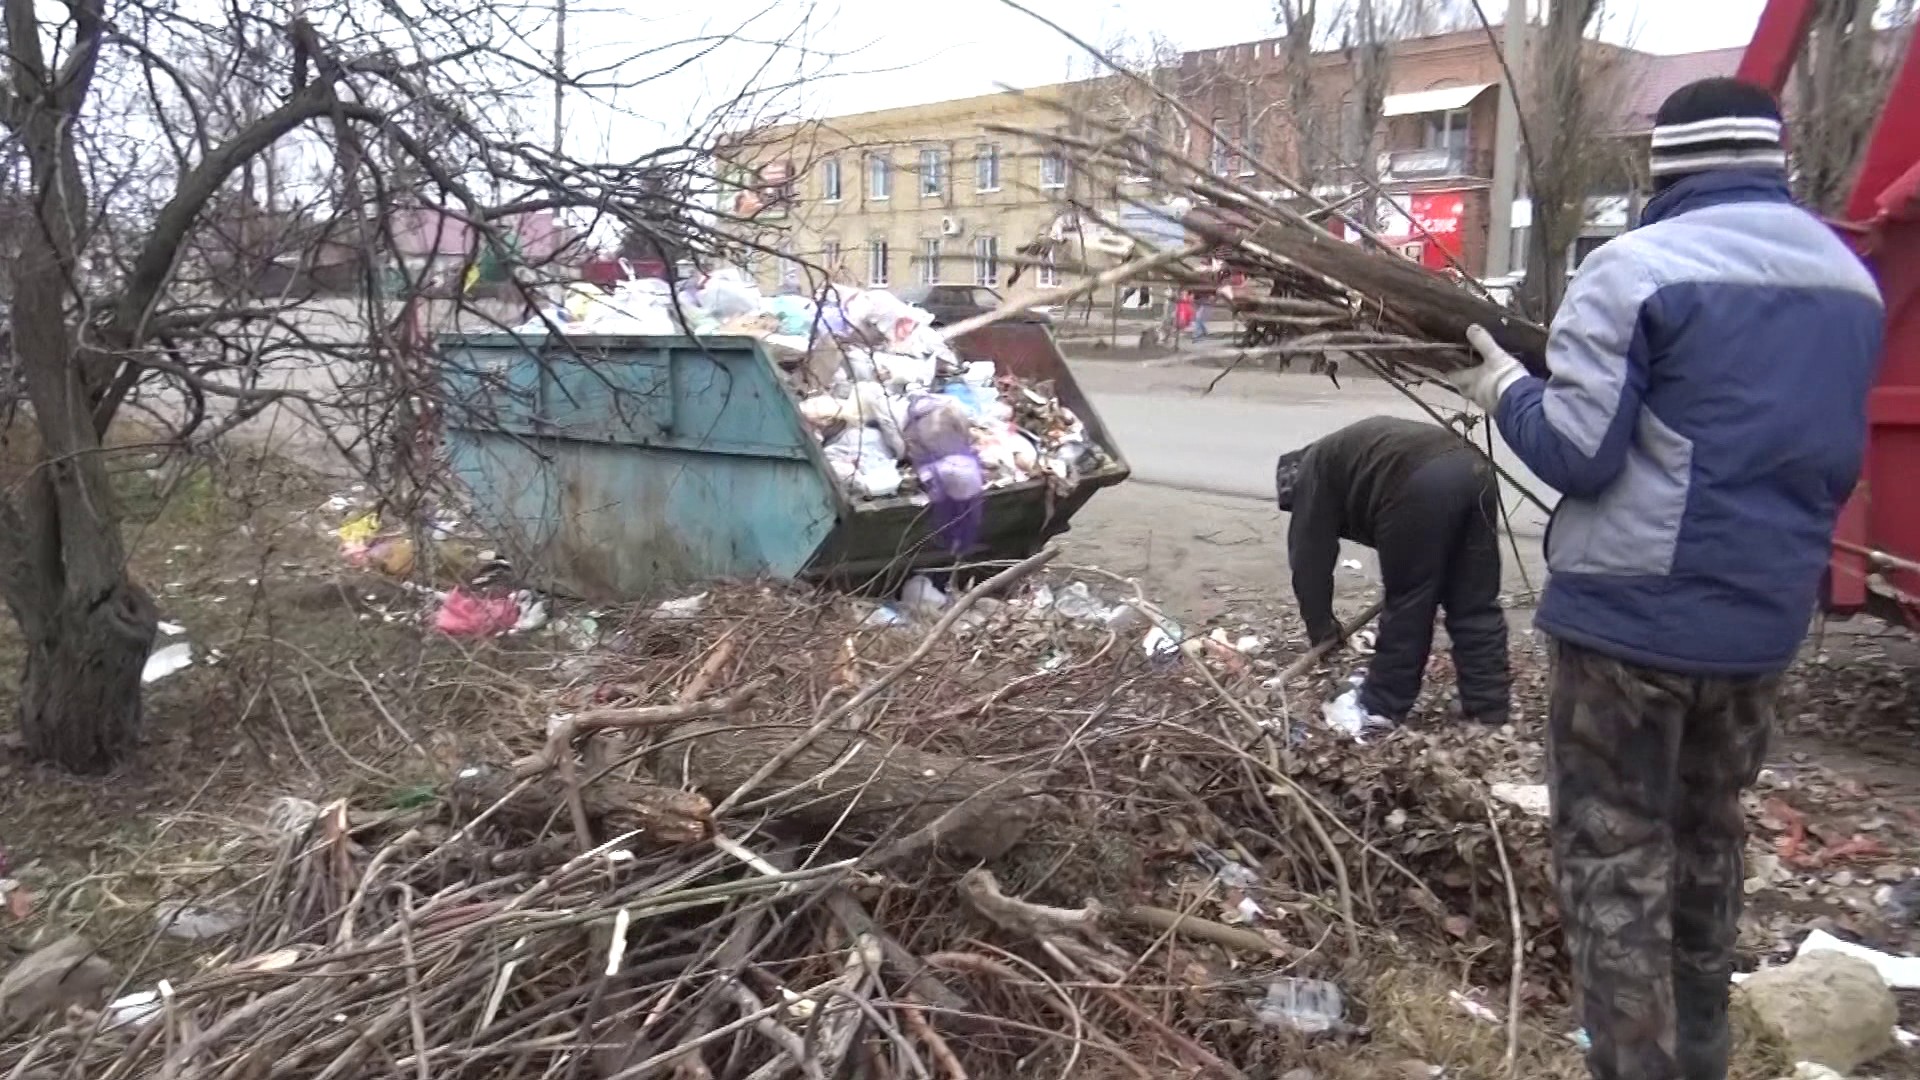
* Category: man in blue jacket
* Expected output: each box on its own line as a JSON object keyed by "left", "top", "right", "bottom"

{"left": 1447, "top": 78, "right": 1883, "bottom": 1080}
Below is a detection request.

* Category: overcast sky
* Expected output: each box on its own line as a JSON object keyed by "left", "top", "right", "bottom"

{"left": 558, "top": 0, "right": 1774, "bottom": 160}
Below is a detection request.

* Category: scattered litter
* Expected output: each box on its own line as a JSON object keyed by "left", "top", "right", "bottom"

{"left": 1350, "top": 628, "right": 1377, "bottom": 656}
{"left": 860, "top": 606, "right": 910, "bottom": 630}
{"left": 1340, "top": 559, "right": 1364, "bottom": 572}
{"left": 1233, "top": 634, "right": 1266, "bottom": 655}
{"left": 512, "top": 593, "right": 550, "bottom": 634}
{"left": 1448, "top": 990, "right": 1501, "bottom": 1024}
{"left": 1104, "top": 601, "right": 1148, "bottom": 633}
{"left": 1489, "top": 782, "right": 1549, "bottom": 818}
{"left": 1251, "top": 978, "right": 1344, "bottom": 1035}
{"left": 1320, "top": 689, "right": 1369, "bottom": 741}
{"left": 650, "top": 593, "right": 709, "bottom": 622}
{"left": 1795, "top": 927, "right": 1920, "bottom": 989}
{"left": 157, "top": 621, "right": 185, "bottom": 636}
{"left": 141, "top": 642, "right": 194, "bottom": 685}
{"left": 1789, "top": 1064, "right": 1844, "bottom": 1080}
{"left": 1879, "top": 878, "right": 1920, "bottom": 924}
{"left": 435, "top": 589, "right": 521, "bottom": 638}
{"left": 155, "top": 902, "right": 246, "bottom": 941}
{"left": 1195, "top": 844, "right": 1260, "bottom": 890}
{"left": 1051, "top": 581, "right": 1110, "bottom": 623}
{"left": 1142, "top": 624, "right": 1184, "bottom": 665}
{"left": 336, "top": 512, "right": 379, "bottom": 547}
{"left": 552, "top": 616, "right": 601, "bottom": 650}
{"left": 104, "top": 986, "right": 167, "bottom": 1031}
{"left": 1568, "top": 1028, "right": 1591, "bottom": 1051}
{"left": 901, "top": 576, "right": 948, "bottom": 616}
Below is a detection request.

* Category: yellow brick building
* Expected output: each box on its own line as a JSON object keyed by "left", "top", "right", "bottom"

{"left": 722, "top": 81, "right": 1135, "bottom": 306}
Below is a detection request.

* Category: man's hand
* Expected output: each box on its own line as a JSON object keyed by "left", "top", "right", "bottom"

{"left": 1444, "top": 325, "right": 1528, "bottom": 412}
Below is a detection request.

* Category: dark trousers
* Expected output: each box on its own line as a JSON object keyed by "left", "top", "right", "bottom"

{"left": 1547, "top": 639, "right": 1778, "bottom": 1080}
{"left": 1357, "top": 452, "right": 1509, "bottom": 721}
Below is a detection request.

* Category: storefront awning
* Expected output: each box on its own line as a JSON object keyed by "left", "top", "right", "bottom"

{"left": 1382, "top": 83, "right": 1493, "bottom": 118}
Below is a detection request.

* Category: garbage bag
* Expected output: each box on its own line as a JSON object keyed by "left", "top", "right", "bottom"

{"left": 902, "top": 394, "right": 973, "bottom": 461}
{"left": 915, "top": 452, "right": 984, "bottom": 552}
{"left": 768, "top": 294, "right": 817, "bottom": 337}
{"left": 823, "top": 427, "right": 903, "bottom": 498}
{"left": 697, "top": 266, "right": 763, "bottom": 321}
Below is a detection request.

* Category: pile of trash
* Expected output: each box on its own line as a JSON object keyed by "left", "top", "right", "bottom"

{"left": 515, "top": 267, "right": 1110, "bottom": 524}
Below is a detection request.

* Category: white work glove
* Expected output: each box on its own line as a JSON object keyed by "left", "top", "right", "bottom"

{"left": 1445, "top": 325, "right": 1529, "bottom": 412}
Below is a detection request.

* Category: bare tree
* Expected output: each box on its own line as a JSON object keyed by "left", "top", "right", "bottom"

{"left": 1275, "top": 0, "right": 1328, "bottom": 181}
{"left": 1521, "top": 0, "right": 1612, "bottom": 318}
{"left": 0, "top": 0, "right": 810, "bottom": 771}
{"left": 1791, "top": 0, "right": 1917, "bottom": 213}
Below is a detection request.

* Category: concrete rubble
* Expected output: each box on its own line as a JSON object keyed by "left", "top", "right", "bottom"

{"left": 0, "top": 936, "right": 115, "bottom": 1023}
{"left": 1738, "top": 949, "right": 1897, "bottom": 1074}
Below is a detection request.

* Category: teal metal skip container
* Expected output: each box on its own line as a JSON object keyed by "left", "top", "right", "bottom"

{"left": 439, "top": 322, "right": 1129, "bottom": 599}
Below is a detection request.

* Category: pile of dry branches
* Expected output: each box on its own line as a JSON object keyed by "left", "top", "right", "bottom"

{"left": 9, "top": 553, "right": 1567, "bottom": 1079}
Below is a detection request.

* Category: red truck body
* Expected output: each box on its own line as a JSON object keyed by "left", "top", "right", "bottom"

{"left": 1740, "top": 1, "right": 1920, "bottom": 626}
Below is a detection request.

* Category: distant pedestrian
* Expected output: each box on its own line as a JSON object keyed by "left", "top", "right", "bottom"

{"left": 1274, "top": 416, "right": 1510, "bottom": 732}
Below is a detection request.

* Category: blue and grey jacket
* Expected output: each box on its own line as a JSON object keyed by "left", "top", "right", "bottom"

{"left": 1493, "top": 170, "right": 1884, "bottom": 674}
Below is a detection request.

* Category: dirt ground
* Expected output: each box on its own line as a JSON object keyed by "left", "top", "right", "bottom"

{"left": 1, "top": 446, "right": 1918, "bottom": 1078}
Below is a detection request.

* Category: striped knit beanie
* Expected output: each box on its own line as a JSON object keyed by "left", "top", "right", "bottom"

{"left": 1650, "top": 77, "right": 1787, "bottom": 188}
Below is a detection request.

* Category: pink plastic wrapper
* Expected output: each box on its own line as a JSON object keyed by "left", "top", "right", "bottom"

{"left": 434, "top": 589, "right": 521, "bottom": 637}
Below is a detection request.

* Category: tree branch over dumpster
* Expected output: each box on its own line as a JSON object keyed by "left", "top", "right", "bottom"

{"left": 0, "top": 0, "right": 827, "bottom": 771}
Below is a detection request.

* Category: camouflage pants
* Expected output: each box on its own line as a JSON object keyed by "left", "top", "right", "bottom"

{"left": 1547, "top": 639, "right": 1777, "bottom": 1080}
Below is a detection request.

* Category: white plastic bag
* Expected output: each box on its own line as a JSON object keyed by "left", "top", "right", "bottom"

{"left": 848, "top": 381, "right": 907, "bottom": 458}
{"left": 822, "top": 427, "right": 902, "bottom": 498}
{"left": 873, "top": 351, "right": 938, "bottom": 391}
{"left": 697, "top": 266, "right": 763, "bottom": 320}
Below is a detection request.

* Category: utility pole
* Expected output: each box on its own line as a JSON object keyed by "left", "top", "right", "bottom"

{"left": 1484, "top": 0, "right": 1529, "bottom": 278}
{"left": 553, "top": 0, "right": 566, "bottom": 157}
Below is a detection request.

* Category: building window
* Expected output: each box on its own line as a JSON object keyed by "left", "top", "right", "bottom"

{"left": 868, "top": 238, "right": 889, "bottom": 286}
{"left": 976, "top": 143, "right": 1000, "bottom": 192}
{"left": 868, "top": 153, "right": 891, "bottom": 200}
{"left": 973, "top": 235, "right": 998, "bottom": 286}
{"left": 919, "top": 238, "right": 942, "bottom": 284}
{"left": 779, "top": 239, "right": 799, "bottom": 287}
{"left": 1037, "top": 252, "right": 1061, "bottom": 288}
{"left": 1040, "top": 151, "right": 1067, "bottom": 189}
{"left": 919, "top": 147, "right": 945, "bottom": 198}
{"left": 822, "top": 238, "right": 842, "bottom": 273}
{"left": 1240, "top": 106, "right": 1260, "bottom": 175}
{"left": 821, "top": 157, "right": 842, "bottom": 202}
{"left": 1423, "top": 108, "right": 1471, "bottom": 154}
{"left": 1210, "top": 121, "right": 1230, "bottom": 175}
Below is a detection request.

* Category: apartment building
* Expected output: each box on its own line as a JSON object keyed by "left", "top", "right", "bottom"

{"left": 723, "top": 29, "right": 1746, "bottom": 298}
{"left": 720, "top": 82, "right": 1124, "bottom": 304}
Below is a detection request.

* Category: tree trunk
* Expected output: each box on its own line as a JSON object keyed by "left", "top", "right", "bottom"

{"left": 3, "top": 53, "right": 155, "bottom": 772}
{"left": 17, "top": 579, "right": 157, "bottom": 773}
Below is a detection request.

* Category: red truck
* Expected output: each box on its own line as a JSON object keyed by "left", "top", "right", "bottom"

{"left": 1738, "top": 1, "right": 1920, "bottom": 627}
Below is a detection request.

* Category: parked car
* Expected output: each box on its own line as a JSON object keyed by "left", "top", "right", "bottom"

{"left": 895, "top": 284, "right": 1052, "bottom": 328}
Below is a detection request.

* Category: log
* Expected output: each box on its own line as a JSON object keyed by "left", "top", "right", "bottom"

{"left": 449, "top": 765, "right": 711, "bottom": 847}
{"left": 1247, "top": 223, "right": 1550, "bottom": 376}
{"left": 668, "top": 724, "right": 1043, "bottom": 861}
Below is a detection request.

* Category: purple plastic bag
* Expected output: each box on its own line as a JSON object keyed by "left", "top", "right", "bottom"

{"left": 904, "top": 396, "right": 984, "bottom": 553}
